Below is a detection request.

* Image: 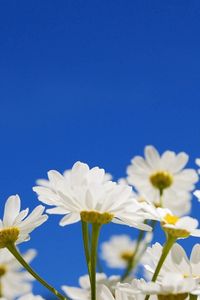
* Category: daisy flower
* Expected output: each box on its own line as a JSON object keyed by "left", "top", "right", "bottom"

{"left": 127, "top": 145, "right": 198, "bottom": 216}
{"left": 62, "top": 273, "right": 120, "bottom": 300}
{"left": 0, "top": 195, "right": 48, "bottom": 248}
{"left": 155, "top": 208, "right": 200, "bottom": 238}
{"left": 101, "top": 233, "right": 152, "bottom": 269}
{"left": 0, "top": 248, "right": 36, "bottom": 300}
{"left": 118, "top": 274, "right": 199, "bottom": 299}
{"left": 33, "top": 161, "right": 151, "bottom": 230}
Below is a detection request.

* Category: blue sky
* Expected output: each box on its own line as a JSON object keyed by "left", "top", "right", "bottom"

{"left": 0, "top": 0, "right": 200, "bottom": 297}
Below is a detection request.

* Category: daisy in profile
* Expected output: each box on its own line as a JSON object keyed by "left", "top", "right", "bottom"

{"left": 0, "top": 195, "right": 48, "bottom": 249}
{"left": 0, "top": 248, "right": 36, "bottom": 300}
{"left": 33, "top": 161, "right": 157, "bottom": 300}
{"left": 101, "top": 233, "right": 152, "bottom": 269}
{"left": 33, "top": 161, "right": 152, "bottom": 230}
{"left": 62, "top": 273, "right": 120, "bottom": 300}
{"left": 127, "top": 145, "right": 198, "bottom": 216}
{"left": 118, "top": 273, "right": 200, "bottom": 299}
{"left": 155, "top": 208, "right": 200, "bottom": 238}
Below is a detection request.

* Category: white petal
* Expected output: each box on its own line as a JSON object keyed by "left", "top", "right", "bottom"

{"left": 144, "top": 145, "right": 160, "bottom": 168}
{"left": 169, "top": 152, "right": 189, "bottom": 173}
{"left": 59, "top": 213, "right": 80, "bottom": 226}
{"left": 46, "top": 207, "right": 67, "bottom": 214}
{"left": 3, "top": 195, "right": 21, "bottom": 227}
{"left": 62, "top": 286, "right": 89, "bottom": 300}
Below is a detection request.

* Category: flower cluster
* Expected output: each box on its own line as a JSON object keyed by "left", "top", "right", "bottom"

{"left": 0, "top": 145, "right": 200, "bottom": 300}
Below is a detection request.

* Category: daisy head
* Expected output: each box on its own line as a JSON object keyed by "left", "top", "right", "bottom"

{"left": 157, "top": 208, "right": 200, "bottom": 239}
{"left": 0, "top": 195, "right": 48, "bottom": 248}
{"left": 33, "top": 161, "right": 151, "bottom": 231}
{"left": 118, "top": 274, "right": 199, "bottom": 300}
{"left": 127, "top": 146, "right": 198, "bottom": 215}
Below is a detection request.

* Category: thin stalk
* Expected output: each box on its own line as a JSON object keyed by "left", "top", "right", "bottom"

{"left": 121, "top": 220, "right": 157, "bottom": 281}
{"left": 90, "top": 223, "right": 101, "bottom": 300}
{"left": 7, "top": 244, "right": 67, "bottom": 300}
{"left": 81, "top": 220, "right": 91, "bottom": 279}
{"left": 121, "top": 228, "right": 145, "bottom": 281}
{"left": 97, "top": 254, "right": 103, "bottom": 273}
{"left": 0, "top": 281, "right": 2, "bottom": 297}
{"left": 159, "top": 189, "right": 164, "bottom": 207}
{"left": 144, "top": 235, "right": 177, "bottom": 300}
{"left": 189, "top": 295, "right": 198, "bottom": 300}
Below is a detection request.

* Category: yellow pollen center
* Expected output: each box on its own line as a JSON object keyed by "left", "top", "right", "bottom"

{"left": 0, "top": 227, "right": 20, "bottom": 248}
{"left": 0, "top": 265, "right": 7, "bottom": 277}
{"left": 162, "top": 214, "right": 190, "bottom": 238}
{"left": 164, "top": 214, "right": 179, "bottom": 225}
{"left": 80, "top": 211, "right": 114, "bottom": 224}
{"left": 150, "top": 171, "right": 173, "bottom": 191}
{"left": 120, "top": 251, "right": 134, "bottom": 261}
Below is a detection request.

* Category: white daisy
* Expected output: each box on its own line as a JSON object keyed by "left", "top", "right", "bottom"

{"left": 33, "top": 161, "right": 151, "bottom": 230}
{"left": 127, "top": 145, "right": 198, "bottom": 216}
{"left": 155, "top": 208, "right": 200, "bottom": 238}
{"left": 62, "top": 273, "right": 120, "bottom": 300}
{"left": 101, "top": 234, "right": 152, "bottom": 269}
{"left": 118, "top": 274, "right": 199, "bottom": 299}
{"left": 0, "top": 248, "right": 36, "bottom": 300}
{"left": 0, "top": 195, "right": 48, "bottom": 248}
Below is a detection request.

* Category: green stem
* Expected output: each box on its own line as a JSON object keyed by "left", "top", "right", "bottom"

{"left": 81, "top": 220, "right": 91, "bottom": 279}
{"left": 97, "top": 254, "right": 103, "bottom": 273}
{"left": 159, "top": 189, "right": 164, "bottom": 207}
{"left": 7, "top": 244, "right": 67, "bottom": 300}
{"left": 90, "top": 223, "right": 101, "bottom": 300}
{"left": 133, "top": 220, "right": 157, "bottom": 269}
{"left": 144, "top": 235, "right": 177, "bottom": 300}
{"left": 189, "top": 295, "right": 198, "bottom": 300}
{"left": 0, "top": 281, "right": 2, "bottom": 297}
{"left": 121, "top": 228, "right": 145, "bottom": 281}
{"left": 121, "top": 220, "right": 157, "bottom": 281}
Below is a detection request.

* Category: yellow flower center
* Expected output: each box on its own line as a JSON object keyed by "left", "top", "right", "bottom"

{"left": 0, "top": 227, "right": 20, "bottom": 248}
{"left": 150, "top": 171, "right": 173, "bottom": 191}
{"left": 164, "top": 214, "right": 179, "bottom": 225}
{"left": 120, "top": 251, "right": 134, "bottom": 261}
{"left": 158, "top": 294, "right": 188, "bottom": 300}
{"left": 162, "top": 214, "right": 190, "bottom": 238}
{"left": 80, "top": 211, "right": 114, "bottom": 224}
{"left": 0, "top": 265, "right": 7, "bottom": 277}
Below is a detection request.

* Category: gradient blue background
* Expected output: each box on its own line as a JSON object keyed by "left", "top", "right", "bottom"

{"left": 0, "top": 0, "right": 200, "bottom": 297}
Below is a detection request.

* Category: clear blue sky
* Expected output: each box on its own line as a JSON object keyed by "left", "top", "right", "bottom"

{"left": 0, "top": 0, "right": 200, "bottom": 297}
